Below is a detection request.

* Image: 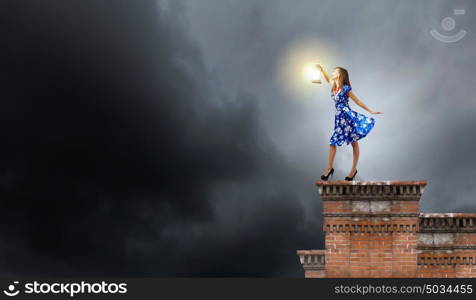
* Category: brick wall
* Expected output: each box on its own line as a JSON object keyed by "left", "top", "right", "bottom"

{"left": 417, "top": 214, "right": 476, "bottom": 277}
{"left": 296, "top": 181, "right": 476, "bottom": 278}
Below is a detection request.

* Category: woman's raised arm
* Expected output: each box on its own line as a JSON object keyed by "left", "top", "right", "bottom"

{"left": 315, "top": 64, "right": 333, "bottom": 85}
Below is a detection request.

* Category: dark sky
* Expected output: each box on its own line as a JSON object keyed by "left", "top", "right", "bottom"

{"left": 0, "top": 0, "right": 475, "bottom": 277}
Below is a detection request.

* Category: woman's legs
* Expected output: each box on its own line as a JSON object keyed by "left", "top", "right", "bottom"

{"left": 348, "top": 141, "right": 359, "bottom": 177}
{"left": 324, "top": 145, "right": 337, "bottom": 175}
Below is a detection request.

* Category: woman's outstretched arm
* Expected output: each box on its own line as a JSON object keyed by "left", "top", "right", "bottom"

{"left": 315, "top": 64, "right": 333, "bottom": 85}
{"left": 348, "top": 91, "right": 383, "bottom": 115}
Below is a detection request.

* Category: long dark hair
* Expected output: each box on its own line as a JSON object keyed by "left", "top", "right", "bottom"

{"left": 332, "top": 67, "right": 351, "bottom": 92}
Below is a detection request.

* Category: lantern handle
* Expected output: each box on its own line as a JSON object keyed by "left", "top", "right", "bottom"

{"left": 315, "top": 64, "right": 332, "bottom": 85}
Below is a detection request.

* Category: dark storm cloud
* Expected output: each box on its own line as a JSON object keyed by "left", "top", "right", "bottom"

{"left": 0, "top": 0, "right": 318, "bottom": 276}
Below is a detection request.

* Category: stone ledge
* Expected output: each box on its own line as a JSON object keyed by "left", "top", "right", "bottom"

{"left": 296, "top": 250, "right": 326, "bottom": 270}
{"left": 296, "top": 250, "right": 326, "bottom": 255}
{"left": 421, "top": 213, "right": 476, "bottom": 217}
{"left": 316, "top": 180, "right": 428, "bottom": 185}
{"left": 315, "top": 180, "right": 428, "bottom": 200}
{"left": 417, "top": 245, "right": 476, "bottom": 251}
{"left": 324, "top": 213, "right": 420, "bottom": 218}
{"left": 419, "top": 213, "right": 476, "bottom": 232}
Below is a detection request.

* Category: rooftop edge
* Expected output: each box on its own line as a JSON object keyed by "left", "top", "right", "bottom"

{"left": 420, "top": 213, "right": 476, "bottom": 218}
{"left": 315, "top": 180, "right": 428, "bottom": 186}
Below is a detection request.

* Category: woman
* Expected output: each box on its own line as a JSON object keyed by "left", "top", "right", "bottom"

{"left": 315, "top": 64, "right": 383, "bottom": 181}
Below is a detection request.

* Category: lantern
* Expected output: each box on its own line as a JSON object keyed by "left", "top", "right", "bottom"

{"left": 309, "top": 65, "right": 322, "bottom": 84}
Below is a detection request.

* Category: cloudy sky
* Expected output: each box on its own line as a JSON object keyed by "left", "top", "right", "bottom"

{"left": 0, "top": 0, "right": 475, "bottom": 277}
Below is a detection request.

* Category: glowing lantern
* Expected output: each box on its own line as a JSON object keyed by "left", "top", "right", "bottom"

{"left": 309, "top": 65, "right": 322, "bottom": 84}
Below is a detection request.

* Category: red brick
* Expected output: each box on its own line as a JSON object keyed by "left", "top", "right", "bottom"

{"left": 298, "top": 181, "right": 476, "bottom": 278}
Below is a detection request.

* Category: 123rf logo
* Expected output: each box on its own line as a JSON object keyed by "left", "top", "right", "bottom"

{"left": 3, "top": 281, "right": 128, "bottom": 297}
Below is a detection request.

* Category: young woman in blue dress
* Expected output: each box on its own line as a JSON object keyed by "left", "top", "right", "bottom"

{"left": 315, "top": 64, "right": 383, "bottom": 181}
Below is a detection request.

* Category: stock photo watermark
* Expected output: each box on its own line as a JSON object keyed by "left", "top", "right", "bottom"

{"left": 2, "top": 280, "right": 128, "bottom": 297}
{"left": 430, "top": 9, "right": 467, "bottom": 43}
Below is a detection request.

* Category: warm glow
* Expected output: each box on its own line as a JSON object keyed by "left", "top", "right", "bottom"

{"left": 306, "top": 65, "right": 322, "bottom": 83}
{"left": 276, "top": 37, "right": 339, "bottom": 101}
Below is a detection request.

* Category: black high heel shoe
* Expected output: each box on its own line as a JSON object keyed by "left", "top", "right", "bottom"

{"left": 321, "top": 168, "right": 334, "bottom": 181}
{"left": 345, "top": 169, "right": 357, "bottom": 181}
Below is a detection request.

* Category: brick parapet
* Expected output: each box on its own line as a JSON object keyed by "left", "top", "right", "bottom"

{"left": 296, "top": 180, "right": 476, "bottom": 277}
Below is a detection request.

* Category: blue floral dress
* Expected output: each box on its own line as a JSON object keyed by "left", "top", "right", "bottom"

{"left": 329, "top": 85, "right": 375, "bottom": 146}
